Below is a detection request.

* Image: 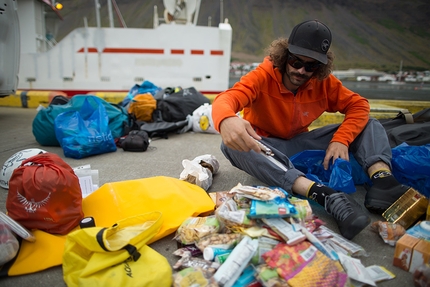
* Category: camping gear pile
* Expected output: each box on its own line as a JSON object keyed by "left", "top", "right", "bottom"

{"left": 32, "top": 81, "right": 217, "bottom": 159}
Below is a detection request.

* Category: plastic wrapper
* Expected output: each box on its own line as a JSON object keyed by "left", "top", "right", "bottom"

{"left": 173, "top": 245, "right": 203, "bottom": 257}
{"left": 289, "top": 197, "right": 313, "bottom": 221}
{"left": 287, "top": 250, "right": 349, "bottom": 287}
{"left": 195, "top": 232, "right": 243, "bottom": 252}
{"left": 0, "top": 222, "right": 20, "bottom": 266}
{"left": 248, "top": 197, "right": 297, "bottom": 219}
{"left": 315, "top": 225, "right": 368, "bottom": 257}
{"left": 211, "top": 191, "right": 234, "bottom": 208}
{"left": 338, "top": 253, "right": 375, "bottom": 286}
{"left": 232, "top": 194, "right": 253, "bottom": 209}
{"left": 262, "top": 241, "right": 317, "bottom": 280}
{"left": 215, "top": 199, "right": 257, "bottom": 231}
{"left": 253, "top": 264, "right": 287, "bottom": 287}
{"left": 251, "top": 236, "right": 281, "bottom": 265}
{"left": 173, "top": 267, "right": 219, "bottom": 287}
{"left": 370, "top": 221, "right": 406, "bottom": 246}
{"left": 365, "top": 265, "right": 396, "bottom": 283}
{"left": 174, "top": 216, "right": 220, "bottom": 245}
{"left": 261, "top": 218, "right": 306, "bottom": 246}
{"left": 172, "top": 252, "right": 220, "bottom": 274}
{"left": 180, "top": 154, "right": 220, "bottom": 191}
{"left": 229, "top": 184, "right": 287, "bottom": 201}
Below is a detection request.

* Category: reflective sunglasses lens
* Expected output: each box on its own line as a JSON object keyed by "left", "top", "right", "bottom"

{"left": 305, "top": 63, "right": 320, "bottom": 72}
{"left": 288, "top": 53, "right": 320, "bottom": 72}
{"left": 291, "top": 61, "right": 304, "bottom": 70}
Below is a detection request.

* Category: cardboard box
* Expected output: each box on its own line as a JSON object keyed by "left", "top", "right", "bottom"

{"left": 410, "top": 239, "right": 430, "bottom": 273}
{"left": 393, "top": 234, "right": 420, "bottom": 271}
{"left": 393, "top": 233, "right": 430, "bottom": 273}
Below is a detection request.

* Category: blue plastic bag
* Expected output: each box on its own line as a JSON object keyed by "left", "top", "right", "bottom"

{"left": 392, "top": 143, "right": 430, "bottom": 197}
{"left": 290, "top": 150, "right": 365, "bottom": 193}
{"left": 54, "top": 97, "right": 117, "bottom": 159}
{"left": 329, "top": 158, "right": 356, "bottom": 193}
{"left": 33, "top": 95, "right": 128, "bottom": 146}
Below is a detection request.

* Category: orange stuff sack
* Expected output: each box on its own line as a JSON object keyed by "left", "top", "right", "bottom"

{"left": 128, "top": 93, "right": 157, "bottom": 122}
{"left": 6, "top": 153, "right": 83, "bottom": 235}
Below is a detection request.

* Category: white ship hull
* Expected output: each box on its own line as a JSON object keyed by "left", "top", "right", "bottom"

{"left": 16, "top": 0, "right": 232, "bottom": 97}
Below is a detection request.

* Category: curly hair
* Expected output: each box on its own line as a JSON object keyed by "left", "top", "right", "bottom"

{"left": 265, "top": 37, "right": 334, "bottom": 80}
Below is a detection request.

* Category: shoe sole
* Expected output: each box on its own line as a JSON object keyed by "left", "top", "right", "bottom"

{"left": 365, "top": 186, "right": 412, "bottom": 214}
{"left": 341, "top": 215, "right": 371, "bottom": 240}
{"left": 364, "top": 199, "right": 390, "bottom": 214}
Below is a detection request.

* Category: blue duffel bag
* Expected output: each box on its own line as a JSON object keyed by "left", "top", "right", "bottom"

{"left": 33, "top": 95, "right": 129, "bottom": 146}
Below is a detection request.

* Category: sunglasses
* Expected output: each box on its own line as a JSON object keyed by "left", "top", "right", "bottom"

{"left": 287, "top": 53, "right": 321, "bottom": 72}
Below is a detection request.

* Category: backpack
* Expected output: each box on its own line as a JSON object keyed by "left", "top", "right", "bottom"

{"left": 127, "top": 93, "right": 157, "bottom": 122}
{"left": 154, "top": 87, "right": 211, "bottom": 122}
{"left": 120, "top": 130, "right": 150, "bottom": 152}
{"left": 379, "top": 108, "right": 430, "bottom": 148}
{"left": 6, "top": 153, "right": 83, "bottom": 235}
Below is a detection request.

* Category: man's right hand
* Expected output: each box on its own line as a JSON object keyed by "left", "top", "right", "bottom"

{"left": 219, "top": 117, "right": 261, "bottom": 153}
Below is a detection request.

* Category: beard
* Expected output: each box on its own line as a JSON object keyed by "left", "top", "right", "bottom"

{"left": 285, "top": 68, "right": 312, "bottom": 87}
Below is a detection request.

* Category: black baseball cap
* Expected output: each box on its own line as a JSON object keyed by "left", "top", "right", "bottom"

{"left": 288, "top": 20, "right": 332, "bottom": 64}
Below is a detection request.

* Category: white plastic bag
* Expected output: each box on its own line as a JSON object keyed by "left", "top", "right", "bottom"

{"left": 179, "top": 154, "right": 220, "bottom": 191}
{"left": 191, "top": 104, "right": 219, "bottom": 134}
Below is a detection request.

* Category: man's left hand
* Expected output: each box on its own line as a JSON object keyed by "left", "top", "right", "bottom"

{"left": 323, "top": 142, "right": 349, "bottom": 170}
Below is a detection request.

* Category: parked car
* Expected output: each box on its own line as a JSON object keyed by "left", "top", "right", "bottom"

{"left": 405, "top": 75, "right": 418, "bottom": 82}
{"left": 377, "top": 74, "right": 396, "bottom": 82}
{"left": 356, "top": 76, "right": 372, "bottom": 81}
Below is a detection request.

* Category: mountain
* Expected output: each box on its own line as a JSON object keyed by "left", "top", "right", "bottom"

{"left": 55, "top": 0, "right": 430, "bottom": 72}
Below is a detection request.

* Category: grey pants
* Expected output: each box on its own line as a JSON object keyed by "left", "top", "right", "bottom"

{"left": 221, "top": 118, "right": 392, "bottom": 192}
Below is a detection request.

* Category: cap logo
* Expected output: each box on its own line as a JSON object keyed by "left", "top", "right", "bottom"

{"left": 321, "top": 39, "right": 330, "bottom": 52}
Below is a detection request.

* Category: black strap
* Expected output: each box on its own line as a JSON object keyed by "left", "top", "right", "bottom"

{"left": 96, "top": 228, "right": 141, "bottom": 261}
{"left": 123, "top": 244, "right": 141, "bottom": 261}
{"left": 96, "top": 228, "right": 109, "bottom": 251}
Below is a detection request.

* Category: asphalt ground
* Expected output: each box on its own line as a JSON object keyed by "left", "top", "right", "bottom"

{"left": 0, "top": 106, "right": 417, "bottom": 286}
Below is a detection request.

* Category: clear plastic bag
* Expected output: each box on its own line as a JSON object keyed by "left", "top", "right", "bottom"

{"left": 0, "top": 222, "right": 19, "bottom": 266}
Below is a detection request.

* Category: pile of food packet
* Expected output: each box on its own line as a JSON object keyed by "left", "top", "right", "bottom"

{"left": 171, "top": 183, "right": 396, "bottom": 287}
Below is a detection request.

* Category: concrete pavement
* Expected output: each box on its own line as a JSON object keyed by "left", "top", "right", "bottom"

{"left": 0, "top": 106, "right": 416, "bottom": 286}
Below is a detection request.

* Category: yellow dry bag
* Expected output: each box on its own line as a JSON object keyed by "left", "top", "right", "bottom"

{"left": 63, "top": 212, "right": 172, "bottom": 287}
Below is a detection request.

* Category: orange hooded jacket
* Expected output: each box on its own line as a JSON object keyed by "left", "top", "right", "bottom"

{"left": 212, "top": 57, "right": 370, "bottom": 147}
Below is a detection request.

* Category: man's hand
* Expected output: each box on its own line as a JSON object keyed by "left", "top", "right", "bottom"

{"left": 219, "top": 117, "right": 261, "bottom": 153}
{"left": 323, "top": 141, "right": 349, "bottom": 170}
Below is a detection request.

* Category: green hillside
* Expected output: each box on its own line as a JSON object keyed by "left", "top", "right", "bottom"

{"left": 56, "top": 0, "right": 430, "bottom": 72}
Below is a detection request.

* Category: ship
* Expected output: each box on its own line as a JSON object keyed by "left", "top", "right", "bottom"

{"left": 14, "top": 0, "right": 232, "bottom": 97}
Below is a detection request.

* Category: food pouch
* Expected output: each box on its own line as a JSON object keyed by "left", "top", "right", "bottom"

{"left": 262, "top": 241, "right": 317, "bottom": 280}
{"left": 248, "top": 197, "right": 297, "bottom": 219}
{"left": 287, "top": 251, "right": 349, "bottom": 287}
{"left": 174, "top": 216, "right": 220, "bottom": 245}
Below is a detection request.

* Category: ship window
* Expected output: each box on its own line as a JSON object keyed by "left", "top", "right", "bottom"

{"left": 193, "top": 77, "right": 202, "bottom": 82}
{"left": 134, "top": 77, "right": 144, "bottom": 82}
{"left": 63, "top": 77, "right": 73, "bottom": 82}
{"left": 101, "top": 76, "right": 110, "bottom": 82}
